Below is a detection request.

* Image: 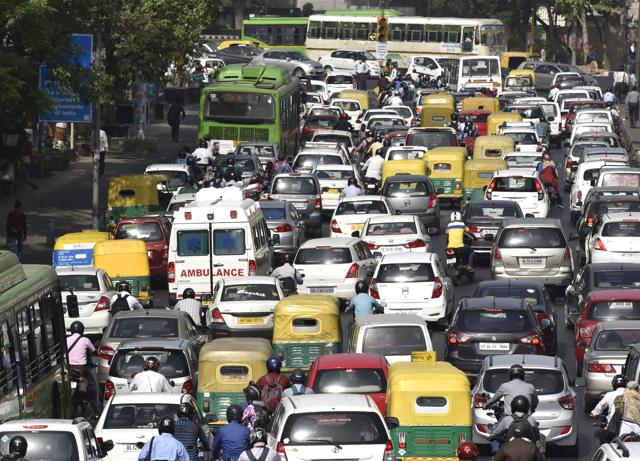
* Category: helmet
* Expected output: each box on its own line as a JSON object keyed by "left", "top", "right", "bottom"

{"left": 70, "top": 321, "right": 85, "bottom": 336}
{"left": 226, "top": 157, "right": 236, "bottom": 167}
{"left": 355, "top": 280, "right": 368, "bottom": 294}
{"left": 290, "top": 368, "right": 306, "bottom": 384}
{"left": 226, "top": 404, "right": 244, "bottom": 423}
{"left": 613, "top": 374, "right": 629, "bottom": 390}
{"left": 510, "top": 395, "right": 530, "bottom": 414}
{"left": 266, "top": 356, "right": 282, "bottom": 373}
{"left": 456, "top": 442, "right": 479, "bottom": 461}
{"left": 183, "top": 288, "right": 196, "bottom": 299}
{"left": 348, "top": 177, "right": 357, "bottom": 187}
{"left": 158, "top": 416, "right": 175, "bottom": 435}
{"left": 383, "top": 139, "right": 391, "bottom": 147}
{"left": 509, "top": 364, "right": 525, "bottom": 380}
{"left": 251, "top": 427, "right": 268, "bottom": 446}
{"left": 144, "top": 357, "right": 160, "bottom": 371}
{"left": 244, "top": 382, "right": 261, "bottom": 402}
{"left": 228, "top": 170, "right": 237, "bottom": 181}
{"left": 177, "top": 403, "right": 193, "bottom": 418}
{"left": 375, "top": 135, "right": 383, "bottom": 142}
{"left": 365, "top": 130, "right": 373, "bottom": 137}
{"left": 9, "top": 436, "right": 27, "bottom": 457}
{"left": 281, "top": 253, "right": 291, "bottom": 264}
{"left": 450, "top": 211, "right": 462, "bottom": 222}
{"left": 117, "top": 281, "right": 131, "bottom": 293}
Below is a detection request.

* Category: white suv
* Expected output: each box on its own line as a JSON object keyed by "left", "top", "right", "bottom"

{"left": 585, "top": 212, "right": 640, "bottom": 264}
{"left": 318, "top": 50, "right": 381, "bottom": 76}
{"left": 591, "top": 439, "right": 640, "bottom": 461}
{"left": 485, "top": 169, "right": 550, "bottom": 217}
{"left": 0, "top": 418, "right": 112, "bottom": 460}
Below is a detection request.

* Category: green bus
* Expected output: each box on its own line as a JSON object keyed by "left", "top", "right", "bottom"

{"left": 198, "top": 64, "right": 301, "bottom": 157}
{"left": 0, "top": 251, "right": 72, "bottom": 422}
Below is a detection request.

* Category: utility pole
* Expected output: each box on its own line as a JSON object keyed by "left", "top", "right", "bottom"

{"left": 636, "top": 0, "right": 640, "bottom": 82}
{"left": 530, "top": 0, "right": 536, "bottom": 54}
{"left": 92, "top": 33, "right": 101, "bottom": 230}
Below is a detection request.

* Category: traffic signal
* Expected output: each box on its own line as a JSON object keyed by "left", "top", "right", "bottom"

{"left": 376, "top": 17, "right": 388, "bottom": 43}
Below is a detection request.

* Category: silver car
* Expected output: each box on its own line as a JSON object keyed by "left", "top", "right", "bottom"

{"left": 251, "top": 49, "right": 323, "bottom": 79}
{"left": 269, "top": 173, "right": 322, "bottom": 234}
{"left": 259, "top": 200, "right": 306, "bottom": 257}
{"left": 472, "top": 354, "right": 577, "bottom": 453}
{"left": 580, "top": 320, "right": 640, "bottom": 409}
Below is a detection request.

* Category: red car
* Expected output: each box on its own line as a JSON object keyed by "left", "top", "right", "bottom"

{"left": 302, "top": 115, "right": 339, "bottom": 141}
{"left": 306, "top": 353, "right": 389, "bottom": 415}
{"left": 574, "top": 289, "right": 640, "bottom": 372}
{"left": 113, "top": 216, "right": 172, "bottom": 280}
{"left": 458, "top": 110, "right": 491, "bottom": 136}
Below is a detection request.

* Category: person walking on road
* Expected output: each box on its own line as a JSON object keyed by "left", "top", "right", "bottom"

{"left": 174, "top": 288, "right": 203, "bottom": 326}
{"left": 99, "top": 129, "right": 109, "bottom": 177}
{"left": 355, "top": 59, "right": 369, "bottom": 91}
{"left": 138, "top": 416, "right": 189, "bottom": 461}
{"left": 6, "top": 201, "right": 26, "bottom": 259}
{"left": 614, "top": 65, "right": 630, "bottom": 102}
{"left": 625, "top": 86, "right": 640, "bottom": 127}
{"left": 167, "top": 99, "right": 186, "bottom": 142}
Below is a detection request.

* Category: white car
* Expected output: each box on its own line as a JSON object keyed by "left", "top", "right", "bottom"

{"left": 306, "top": 105, "right": 342, "bottom": 119}
{"left": 553, "top": 89, "right": 591, "bottom": 106}
{"left": 330, "top": 98, "right": 363, "bottom": 130}
{"left": 591, "top": 439, "right": 640, "bottom": 461}
{"left": 370, "top": 252, "right": 453, "bottom": 324}
{"left": 294, "top": 237, "right": 375, "bottom": 299}
{"left": 407, "top": 55, "right": 444, "bottom": 81}
{"left": 314, "top": 164, "right": 363, "bottom": 211}
{"left": 503, "top": 152, "right": 542, "bottom": 169}
{"left": 57, "top": 266, "right": 117, "bottom": 335}
{"left": 359, "top": 110, "right": 398, "bottom": 134}
{"left": 305, "top": 80, "right": 329, "bottom": 101}
{"left": 330, "top": 195, "right": 393, "bottom": 237}
{"left": 318, "top": 49, "right": 380, "bottom": 77}
{"left": 569, "top": 122, "right": 613, "bottom": 146}
{"left": 563, "top": 141, "right": 610, "bottom": 185}
{"left": 499, "top": 126, "right": 540, "bottom": 152}
{"left": 144, "top": 163, "right": 195, "bottom": 191}
{"left": 386, "top": 105, "right": 415, "bottom": 127}
{"left": 573, "top": 109, "right": 613, "bottom": 128}
{"left": 569, "top": 160, "right": 628, "bottom": 220}
{"left": 485, "top": 169, "right": 550, "bottom": 217}
{"left": 325, "top": 73, "right": 356, "bottom": 94}
{"left": 362, "top": 114, "right": 406, "bottom": 135}
{"left": 358, "top": 215, "right": 431, "bottom": 254}
{"left": 95, "top": 393, "right": 213, "bottom": 461}
{"left": 0, "top": 418, "right": 112, "bottom": 461}
{"left": 384, "top": 146, "right": 427, "bottom": 161}
{"left": 586, "top": 213, "right": 640, "bottom": 264}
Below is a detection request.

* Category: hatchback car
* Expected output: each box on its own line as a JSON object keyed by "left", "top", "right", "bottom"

{"left": 302, "top": 115, "right": 339, "bottom": 141}
{"left": 570, "top": 160, "right": 628, "bottom": 222}
{"left": 381, "top": 174, "right": 440, "bottom": 233}
{"left": 235, "top": 142, "right": 279, "bottom": 170}
{"left": 358, "top": 215, "right": 431, "bottom": 254}
{"left": 585, "top": 212, "right": 640, "bottom": 264}
{"left": 461, "top": 200, "right": 524, "bottom": 255}
{"left": 57, "top": 266, "right": 117, "bottom": 335}
{"left": 563, "top": 141, "right": 609, "bottom": 186}
{"left": 330, "top": 195, "right": 393, "bottom": 238}
{"left": 444, "top": 297, "right": 546, "bottom": 375}
{"left": 314, "top": 164, "right": 363, "bottom": 211}
{"left": 471, "top": 354, "right": 577, "bottom": 454}
{"left": 259, "top": 200, "right": 305, "bottom": 258}
{"left": 250, "top": 49, "right": 323, "bottom": 79}
{"left": 485, "top": 169, "right": 549, "bottom": 217}
{"left": 293, "top": 151, "right": 347, "bottom": 173}
{"left": 269, "top": 173, "right": 322, "bottom": 232}
{"left": 144, "top": 163, "right": 197, "bottom": 190}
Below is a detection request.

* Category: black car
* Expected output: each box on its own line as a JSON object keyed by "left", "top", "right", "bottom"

{"left": 210, "top": 44, "right": 262, "bottom": 65}
{"left": 472, "top": 280, "right": 557, "bottom": 355}
{"left": 564, "top": 263, "right": 640, "bottom": 327}
{"left": 444, "top": 296, "right": 547, "bottom": 375}
{"left": 461, "top": 200, "right": 524, "bottom": 256}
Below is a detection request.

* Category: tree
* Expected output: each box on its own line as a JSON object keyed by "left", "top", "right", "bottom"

{"left": 302, "top": 2, "right": 314, "bottom": 16}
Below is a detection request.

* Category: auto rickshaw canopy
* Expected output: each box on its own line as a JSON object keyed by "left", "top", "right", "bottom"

{"left": 273, "top": 294, "right": 341, "bottom": 343}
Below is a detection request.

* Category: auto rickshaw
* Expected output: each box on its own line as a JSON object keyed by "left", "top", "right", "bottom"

{"left": 487, "top": 112, "right": 523, "bottom": 135}
{"left": 272, "top": 295, "right": 341, "bottom": 372}
{"left": 197, "top": 337, "right": 271, "bottom": 429}
{"left": 385, "top": 353, "right": 473, "bottom": 460}
{"left": 461, "top": 97, "right": 499, "bottom": 114}
{"left": 339, "top": 90, "right": 369, "bottom": 110}
{"left": 504, "top": 70, "right": 535, "bottom": 93}
{"left": 421, "top": 93, "right": 455, "bottom": 108}
{"left": 423, "top": 147, "right": 466, "bottom": 205}
{"left": 52, "top": 231, "right": 112, "bottom": 268}
{"left": 500, "top": 51, "right": 530, "bottom": 74}
{"left": 381, "top": 159, "right": 430, "bottom": 187}
{"left": 472, "top": 135, "right": 515, "bottom": 160}
{"left": 462, "top": 158, "right": 508, "bottom": 204}
{"left": 217, "top": 39, "right": 263, "bottom": 50}
{"left": 107, "top": 174, "right": 170, "bottom": 227}
{"left": 419, "top": 103, "right": 454, "bottom": 128}
{"left": 93, "top": 239, "right": 152, "bottom": 305}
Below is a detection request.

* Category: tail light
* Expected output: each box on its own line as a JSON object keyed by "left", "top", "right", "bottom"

{"left": 566, "top": 159, "right": 573, "bottom": 170}
{"left": 594, "top": 238, "right": 606, "bottom": 251}
{"left": 97, "top": 437, "right": 104, "bottom": 445}
{"left": 486, "top": 179, "right": 496, "bottom": 200}
{"left": 315, "top": 197, "right": 322, "bottom": 210}
{"left": 211, "top": 308, "right": 225, "bottom": 324}
{"left": 383, "top": 440, "right": 396, "bottom": 461}
{"left": 370, "top": 278, "right": 380, "bottom": 299}
{"left": 98, "top": 345, "right": 114, "bottom": 361}
{"left": 535, "top": 311, "right": 549, "bottom": 322}
{"left": 467, "top": 225, "right": 478, "bottom": 233}
{"left": 558, "top": 395, "right": 575, "bottom": 410}
{"left": 275, "top": 223, "right": 293, "bottom": 232}
{"left": 520, "top": 334, "right": 542, "bottom": 346}
{"left": 248, "top": 260, "right": 257, "bottom": 276}
{"left": 276, "top": 442, "right": 288, "bottom": 461}
{"left": 398, "top": 432, "right": 406, "bottom": 449}
{"left": 563, "top": 247, "right": 572, "bottom": 265}
{"left": 366, "top": 242, "right": 379, "bottom": 250}
{"left": 473, "top": 393, "right": 488, "bottom": 408}
{"left": 330, "top": 219, "right": 342, "bottom": 234}
{"left": 587, "top": 216, "right": 594, "bottom": 227}
{"left": 448, "top": 332, "right": 471, "bottom": 344}
{"left": 432, "top": 276, "right": 442, "bottom": 298}
{"left": 587, "top": 363, "right": 616, "bottom": 373}
{"left": 428, "top": 193, "right": 437, "bottom": 209}
{"left": 345, "top": 263, "right": 359, "bottom": 278}
{"left": 161, "top": 244, "right": 168, "bottom": 260}
{"left": 493, "top": 247, "right": 502, "bottom": 262}
{"left": 95, "top": 296, "right": 110, "bottom": 312}
{"left": 404, "top": 239, "right": 426, "bottom": 249}
{"left": 168, "top": 262, "right": 175, "bottom": 283}
{"left": 181, "top": 379, "right": 193, "bottom": 394}
{"left": 535, "top": 180, "right": 544, "bottom": 200}
{"left": 104, "top": 379, "right": 115, "bottom": 400}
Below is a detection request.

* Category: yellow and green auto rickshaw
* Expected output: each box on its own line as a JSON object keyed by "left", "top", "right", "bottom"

{"left": 385, "top": 353, "right": 473, "bottom": 461}
{"left": 472, "top": 135, "right": 515, "bottom": 160}
{"left": 272, "top": 295, "right": 341, "bottom": 372}
{"left": 197, "top": 337, "right": 272, "bottom": 429}
{"left": 107, "top": 174, "right": 170, "bottom": 227}
{"left": 423, "top": 147, "right": 466, "bottom": 206}
{"left": 504, "top": 70, "right": 535, "bottom": 93}
{"left": 419, "top": 103, "right": 455, "bottom": 128}
{"left": 52, "top": 231, "right": 112, "bottom": 268}
{"left": 500, "top": 51, "right": 530, "bottom": 75}
{"left": 461, "top": 97, "right": 499, "bottom": 114}
{"left": 93, "top": 239, "right": 152, "bottom": 305}
{"left": 339, "top": 89, "right": 370, "bottom": 111}
{"left": 487, "top": 112, "right": 523, "bottom": 135}
{"left": 462, "top": 159, "right": 508, "bottom": 204}
{"left": 381, "top": 159, "right": 430, "bottom": 187}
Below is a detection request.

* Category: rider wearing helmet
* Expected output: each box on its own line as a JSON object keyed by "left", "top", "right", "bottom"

{"left": 175, "top": 403, "right": 210, "bottom": 461}
{"left": 334, "top": 112, "right": 354, "bottom": 132}
{"left": 110, "top": 281, "right": 143, "bottom": 310}
{"left": 139, "top": 416, "right": 190, "bottom": 461}
{"left": 386, "top": 91, "right": 403, "bottom": 106}
{"left": 282, "top": 369, "right": 314, "bottom": 397}
{"left": 4, "top": 436, "right": 28, "bottom": 461}
{"left": 484, "top": 365, "right": 537, "bottom": 416}
{"left": 212, "top": 405, "right": 251, "bottom": 461}
{"left": 456, "top": 442, "right": 479, "bottom": 461}
{"left": 67, "top": 320, "right": 98, "bottom": 404}
{"left": 346, "top": 281, "right": 384, "bottom": 318}
{"left": 446, "top": 211, "right": 475, "bottom": 270}
{"left": 174, "top": 287, "right": 202, "bottom": 326}
{"left": 591, "top": 374, "right": 629, "bottom": 424}
{"left": 270, "top": 254, "right": 303, "bottom": 290}
{"left": 242, "top": 382, "right": 270, "bottom": 429}
{"left": 256, "top": 357, "right": 291, "bottom": 412}
{"left": 493, "top": 417, "right": 543, "bottom": 461}
{"left": 129, "top": 356, "right": 172, "bottom": 393}
{"left": 340, "top": 177, "right": 364, "bottom": 199}
{"left": 490, "top": 395, "right": 540, "bottom": 451}
{"left": 238, "top": 427, "right": 279, "bottom": 461}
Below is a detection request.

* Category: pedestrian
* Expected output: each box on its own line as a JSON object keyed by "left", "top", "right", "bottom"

{"left": 138, "top": 416, "right": 189, "bottom": 461}
{"left": 99, "top": 129, "right": 109, "bottom": 177}
{"left": 6, "top": 200, "right": 26, "bottom": 259}
{"left": 548, "top": 83, "right": 561, "bottom": 101}
{"left": 354, "top": 59, "right": 369, "bottom": 91}
{"left": 603, "top": 87, "right": 616, "bottom": 107}
{"left": 587, "top": 48, "right": 597, "bottom": 64}
{"left": 614, "top": 65, "right": 630, "bottom": 102}
{"left": 174, "top": 403, "right": 210, "bottom": 461}
{"left": 129, "top": 357, "right": 172, "bottom": 393}
{"left": 2, "top": 436, "right": 28, "bottom": 461}
{"left": 273, "top": 153, "right": 292, "bottom": 174}
{"left": 174, "top": 288, "right": 203, "bottom": 326}
{"left": 256, "top": 357, "right": 291, "bottom": 412}
{"left": 626, "top": 86, "right": 640, "bottom": 127}
{"left": 212, "top": 405, "right": 251, "bottom": 461}
{"left": 167, "top": 99, "right": 186, "bottom": 142}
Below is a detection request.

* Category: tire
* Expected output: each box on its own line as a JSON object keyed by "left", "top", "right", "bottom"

{"left": 293, "top": 68, "right": 305, "bottom": 79}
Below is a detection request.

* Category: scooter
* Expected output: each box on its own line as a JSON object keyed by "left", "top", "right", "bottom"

{"left": 484, "top": 397, "right": 546, "bottom": 455}
{"left": 363, "top": 177, "right": 380, "bottom": 195}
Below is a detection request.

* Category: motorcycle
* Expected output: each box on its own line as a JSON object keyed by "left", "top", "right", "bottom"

{"left": 69, "top": 362, "right": 99, "bottom": 425}
{"left": 363, "top": 177, "right": 380, "bottom": 195}
{"left": 484, "top": 396, "right": 546, "bottom": 455}
{"left": 445, "top": 249, "right": 475, "bottom": 286}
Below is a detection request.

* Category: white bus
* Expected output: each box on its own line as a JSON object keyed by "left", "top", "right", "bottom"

{"left": 455, "top": 55, "right": 502, "bottom": 92}
{"left": 305, "top": 14, "right": 506, "bottom": 67}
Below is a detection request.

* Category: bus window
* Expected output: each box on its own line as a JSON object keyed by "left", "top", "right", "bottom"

{"left": 426, "top": 25, "right": 442, "bottom": 42}
{"left": 407, "top": 24, "right": 424, "bottom": 42}
{"left": 390, "top": 23, "right": 406, "bottom": 42}
{"left": 354, "top": 22, "right": 372, "bottom": 40}
{"left": 338, "top": 22, "right": 353, "bottom": 39}
{"left": 480, "top": 25, "right": 505, "bottom": 46}
{"left": 0, "top": 320, "right": 15, "bottom": 395}
{"left": 463, "top": 27, "right": 474, "bottom": 51}
{"left": 321, "top": 22, "right": 338, "bottom": 39}
{"left": 308, "top": 21, "right": 321, "bottom": 39}
{"left": 277, "top": 26, "right": 305, "bottom": 46}
{"left": 443, "top": 26, "right": 461, "bottom": 43}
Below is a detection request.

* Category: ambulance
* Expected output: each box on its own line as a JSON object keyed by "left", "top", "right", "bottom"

{"left": 168, "top": 187, "right": 273, "bottom": 305}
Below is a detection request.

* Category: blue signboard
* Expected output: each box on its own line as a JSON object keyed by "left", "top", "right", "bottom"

{"left": 53, "top": 249, "right": 94, "bottom": 268}
{"left": 39, "top": 34, "right": 93, "bottom": 123}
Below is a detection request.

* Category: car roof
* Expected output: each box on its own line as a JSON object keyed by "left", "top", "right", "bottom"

{"left": 108, "top": 392, "right": 191, "bottom": 404}
{"left": 494, "top": 168, "right": 538, "bottom": 177}
{"left": 273, "top": 172, "right": 317, "bottom": 179}
{"left": 500, "top": 217, "right": 563, "bottom": 228}
{"left": 219, "top": 276, "right": 278, "bottom": 284}
{"left": 593, "top": 320, "right": 640, "bottom": 332}
{"left": 467, "top": 200, "right": 520, "bottom": 208}
{"left": 355, "top": 313, "right": 428, "bottom": 326}
{"left": 461, "top": 296, "right": 527, "bottom": 310}
{"left": 601, "top": 212, "right": 640, "bottom": 222}
{"left": 588, "top": 262, "right": 640, "bottom": 271}
{"left": 384, "top": 174, "right": 429, "bottom": 183}
{"left": 282, "top": 393, "right": 377, "bottom": 413}
{"left": 56, "top": 266, "right": 100, "bottom": 275}
{"left": 587, "top": 289, "right": 640, "bottom": 301}
{"left": 314, "top": 130, "right": 352, "bottom": 136}
{"left": 117, "top": 338, "right": 191, "bottom": 350}
{"left": 299, "top": 237, "right": 360, "bottom": 248}
{"left": 379, "top": 252, "right": 435, "bottom": 264}
{"left": 314, "top": 164, "right": 354, "bottom": 170}
{"left": 0, "top": 419, "right": 83, "bottom": 429}
{"left": 313, "top": 353, "right": 386, "bottom": 369}
{"left": 259, "top": 200, "right": 288, "bottom": 208}
{"left": 112, "top": 309, "right": 188, "bottom": 319}
{"left": 340, "top": 195, "right": 387, "bottom": 202}
{"left": 145, "top": 164, "right": 190, "bottom": 172}
{"left": 483, "top": 353, "right": 564, "bottom": 369}
{"left": 476, "top": 280, "right": 544, "bottom": 291}
{"left": 366, "top": 215, "right": 417, "bottom": 224}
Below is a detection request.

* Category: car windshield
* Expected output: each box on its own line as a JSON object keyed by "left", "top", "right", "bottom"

{"left": 111, "top": 350, "right": 188, "bottom": 379}
{"left": 600, "top": 173, "right": 640, "bottom": 188}
{"left": 316, "top": 169, "right": 354, "bottom": 180}
{"left": 467, "top": 203, "right": 521, "bottom": 219}
{"left": 327, "top": 75, "right": 353, "bottom": 84}
{"left": 272, "top": 177, "right": 318, "bottom": 195}
{"left": 455, "top": 309, "right": 534, "bottom": 333}
{"left": 499, "top": 227, "right": 566, "bottom": 248}
{"left": 572, "top": 143, "right": 608, "bottom": 158}
{"left": 391, "top": 107, "right": 412, "bottom": 118}
{"left": 103, "top": 403, "right": 179, "bottom": 429}
{"left": 313, "top": 134, "right": 353, "bottom": 147}
{"left": 506, "top": 132, "right": 537, "bottom": 144}
{"left": 388, "top": 150, "right": 424, "bottom": 160}
{"left": 594, "top": 329, "right": 640, "bottom": 351}
{"left": 205, "top": 91, "right": 275, "bottom": 122}
{"left": 311, "top": 108, "right": 340, "bottom": 117}
{"left": 476, "top": 287, "right": 541, "bottom": 307}
{"left": 335, "top": 200, "right": 388, "bottom": 215}
{"left": 408, "top": 132, "right": 454, "bottom": 149}
{"left": 237, "top": 144, "right": 276, "bottom": 158}
{"left": 384, "top": 181, "right": 428, "bottom": 197}
{"left": 313, "top": 368, "right": 386, "bottom": 394}
{"left": 594, "top": 270, "right": 640, "bottom": 289}
{"left": 262, "top": 207, "right": 287, "bottom": 220}
{"left": 167, "top": 200, "right": 191, "bottom": 213}
{"left": 508, "top": 107, "right": 543, "bottom": 119}
{"left": 483, "top": 369, "right": 564, "bottom": 395}
{"left": 588, "top": 301, "right": 640, "bottom": 321}
{"left": 281, "top": 411, "right": 387, "bottom": 445}
{"left": 365, "top": 221, "right": 417, "bottom": 236}
{"left": 147, "top": 170, "right": 188, "bottom": 188}
{"left": 362, "top": 326, "right": 426, "bottom": 356}
{"left": 602, "top": 221, "right": 640, "bottom": 237}
{"left": 294, "top": 154, "right": 343, "bottom": 169}
{"left": 333, "top": 101, "right": 360, "bottom": 111}
{"left": 295, "top": 247, "right": 352, "bottom": 264}
{"left": 577, "top": 113, "right": 610, "bottom": 124}
{"left": 0, "top": 431, "right": 79, "bottom": 461}
{"left": 506, "top": 155, "right": 542, "bottom": 168}
{"left": 365, "top": 112, "right": 395, "bottom": 121}
{"left": 306, "top": 117, "right": 338, "bottom": 128}
{"left": 115, "top": 222, "right": 163, "bottom": 242}
{"left": 558, "top": 93, "right": 588, "bottom": 105}
{"left": 235, "top": 158, "right": 257, "bottom": 173}
{"left": 58, "top": 274, "right": 100, "bottom": 292}
{"left": 220, "top": 284, "right": 279, "bottom": 301}
{"left": 110, "top": 318, "right": 179, "bottom": 338}
{"left": 492, "top": 177, "right": 538, "bottom": 193}
{"left": 376, "top": 263, "right": 434, "bottom": 283}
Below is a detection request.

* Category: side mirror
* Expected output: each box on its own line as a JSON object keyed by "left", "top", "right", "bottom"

{"left": 351, "top": 231, "right": 360, "bottom": 237}
{"left": 385, "top": 416, "right": 400, "bottom": 429}
{"left": 100, "top": 440, "right": 114, "bottom": 454}
{"left": 169, "top": 380, "right": 176, "bottom": 387}
{"left": 483, "top": 234, "right": 494, "bottom": 242}
{"left": 574, "top": 377, "right": 586, "bottom": 387}
{"left": 436, "top": 188, "right": 445, "bottom": 194}
{"left": 207, "top": 414, "right": 218, "bottom": 424}
{"left": 548, "top": 116, "right": 555, "bottom": 122}
{"left": 66, "top": 294, "right": 79, "bottom": 318}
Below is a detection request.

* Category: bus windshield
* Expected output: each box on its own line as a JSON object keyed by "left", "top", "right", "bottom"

{"left": 205, "top": 92, "right": 275, "bottom": 122}
{"left": 462, "top": 58, "right": 499, "bottom": 78}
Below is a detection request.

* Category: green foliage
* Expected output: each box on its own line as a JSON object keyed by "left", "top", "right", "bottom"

{"left": 302, "top": 2, "right": 314, "bottom": 16}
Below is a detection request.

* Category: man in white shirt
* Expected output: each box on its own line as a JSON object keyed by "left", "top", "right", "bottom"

{"left": 192, "top": 140, "right": 214, "bottom": 167}
{"left": 386, "top": 92, "right": 403, "bottom": 106}
{"left": 591, "top": 374, "right": 628, "bottom": 424}
{"left": 271, "top": 254, "right": 303, "bottom": 289}
{"left": 110, "top": 282, "right": 143, "bottom": 311}
{"left": 548, "top": 83, "right": 560, "bottom": 101}
{"left": 99, "top": 129, "right": 109, "bottom": 177}
{"left": 354, "top": 60, "right": 369, "bottom": 91}
{"left": 130, "top": 357, "right": 172, "bottom": 392}
{"left": 174, "top": 288, "right": 203, "bottom": 325}
{"left": 340, "top": 178, "right": 364, "bottom": 199}
{"left": 363, "top": 150, "right": 385, "bottom": 181}
{"left": 614, "top": 65, "right": 630, "bottom": 101}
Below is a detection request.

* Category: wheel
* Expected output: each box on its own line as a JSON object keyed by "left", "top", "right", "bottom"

{"left": 293, "top": 68, "right": 305, "bottom": 79}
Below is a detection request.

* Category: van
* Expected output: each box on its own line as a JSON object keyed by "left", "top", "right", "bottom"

{"left": 168, "top": 187, "right": 272, "bottom": 305}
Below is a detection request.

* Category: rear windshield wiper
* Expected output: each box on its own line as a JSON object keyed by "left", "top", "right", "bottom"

{"left": 305, "top": 439, "right": 343, "bottom": 450}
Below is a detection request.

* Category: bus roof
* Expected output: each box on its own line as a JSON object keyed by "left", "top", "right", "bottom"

{"left": 0, "top": 251, "right": 25, "bottom": 293}
{"left": 308, "top": 14, "right": 502, "bottom": 26}
{"left": 0, "top": 264, "right": 57, "bottom": 311}
{"left": 325, "top": 9, "right": 402, "bottom": 16}
{"left": 213, "top": 64, "right": 295, "bottom": 89}
{"left": 243, "top": 17, "right": 309, "bottom": 25}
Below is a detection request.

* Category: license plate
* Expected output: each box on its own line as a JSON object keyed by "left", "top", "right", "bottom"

{"left": 327, "top": 188, "right": 340, "bottom": 194}
{"left": 381, "top": 246, "right": 404, "bottom": 253}
{"left": 293, "top": 202, "right": 307, "bottom": 209}
{"left": 479, "top": 342, "right": 510, "bottom": 351}
{"left": 519, "top": 257, "right": 544, "bottom": 267}
{"left": 446, "top": 258, "right": 457, "bottom": 264}
{"left": 70, "top": 381, "right": 77, "bottom": 389}
{"left": 237, "top": 317, "right": 264, "bottom": 325}
{"left": 310, "top": 287, "right": 335, "bottom": 294}
{"left": 481, "top": 229, "right": 496, "bottom": 236}
{"left": 622, "top": 252, "right": 640, "bottom": 258}
{"left": 351, "top": 224, "right": 364, "bottom": 232}
{"left": 124, "top": 444, "right": 141, "bottom": 452}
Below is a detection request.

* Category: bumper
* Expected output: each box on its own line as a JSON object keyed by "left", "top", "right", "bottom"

{"left": 298, "top": 283, "right": 356, "bottom": 300}
{"left": 64, "top": 311, "right": 110, "bottom": 336}
{"left": 444, "top": 355, "right": 484, "bottom": 375}
{"left": 210, "top": 323, "right": 273, "bottom": 339}
{"left": 473, "top": 414, "right": 577, "bottom": 445}
{"left": 585, "top": 373, "right": 616, "bottom": 399}
{"left": 471, "top": 240, "right": 493, "bottom": 254}
{"left": 590, "top": 251, "right": 640, "bottom": 264}
{"left": 396, "top": 209, "right": 438, "bottom": 226}
{"left": 384, "top": 299, "right": 447, "bottom": 322}
{"left": 491, "top": 266, "right": 572, "bottom": 287}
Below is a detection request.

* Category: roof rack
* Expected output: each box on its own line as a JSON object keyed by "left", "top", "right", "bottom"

{"left": 612, "top": 437, "right": 630, "bottom": 457}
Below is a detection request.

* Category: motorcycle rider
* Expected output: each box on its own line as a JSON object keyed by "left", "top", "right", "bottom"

{"left": 66, "top": 320, "right": 98, "bottom": 407}
{"left": 237, "top": 427, "right": 279, "bottom": 461}
{"left": 446, "top": 211, "right": 475, "bottom": 272}
{"left": 378, "top": 138, "right": 392, "bottom": 160}
{"left": 591, "top": 374, "right": 628, "bottom": 427}
{"left": 174, "top": 288, "right": 202, "bottom": 326}
{"left": 490, "top": 395, "right": 540, "bottom": 450}
{"left": 110, "top": 281, "right": 143, "bottom": 311}
{"left": 138, "top": 416, "right": 189, "bottom": 461}
{"left": 282, "top": 368, "right": 314, "bottom": 397}
{"left": 346, "top": 281, "right": 384, "bottom": 318}
{"left": 2, "top": 436, "right": 28, "bottom": 461}
{"left": 270, "top": 254, "right": 303, "bottom": 291}
{"left": 174, "top": 403, "right": 210, "bottom": 461}
{"left": 386, "top": 91, "right": 403, "bottom": 106}
{"left": 130, "top": 357, "right": 172, "bottom": 392}
{"left": 362, "top": 149, "right": 385, "bottom": 187}
{"left": 340, "top": 178, "right": 363, "bottom": 199}
{"left": 334, "top": 112, "right": 353, "bottom": 132}
{"left": 242, "top": 382, "right": 270, "bottom": 430}
{"left": 257, "top": 357, "right": 291, "bottom": 412}
{"left": 357, "top": 130, "right": 374, "bottom": 157}
{"left": 212, "top": 405, "right": 251, "bottom": 461}
{"left": 366, "top": 136, "right": 384, "bottom": 158}
{"left": 493, "top": 420, "right": 544, "bottom": 461}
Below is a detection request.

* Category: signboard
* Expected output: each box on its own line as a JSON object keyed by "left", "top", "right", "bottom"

{"left": 39, "top": 34, "right": 93, "bottom": 123}
{"left": 53, "top": 243, "right": 95, "bottom": 268}
{"left": 376, "top": 42, "right": 388, "bottom": 60}
{"left": 368, "top": 32, "right": 376, "bottom": 41}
